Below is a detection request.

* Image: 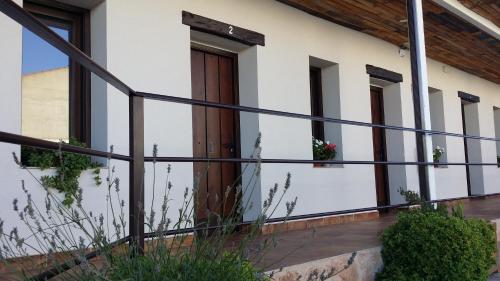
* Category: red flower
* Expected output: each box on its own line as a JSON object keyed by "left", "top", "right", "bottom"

{"left": 325, "top": 143, "right": 336, "bottom": 151}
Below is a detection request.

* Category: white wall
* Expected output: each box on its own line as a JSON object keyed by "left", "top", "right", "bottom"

{"left": 427, "top": 59, "right": 500, "bottom": 198}
{"left": 0, "top": 0, "right": 23, "bottom": 243}
{"left": 238, "top": 46, "right": 263, "bottom": 221}
{"left": 101, "top": 0, "right": 500, "bottom": 217}
{"left": 0, "top": 0, "right": 499, "bottom": 242}
{"left": 382, "top": 83, "right": 408, "bottom": 204}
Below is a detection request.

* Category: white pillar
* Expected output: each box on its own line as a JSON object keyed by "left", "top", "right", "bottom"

{"left": 410, "top": 0, "right": 437, "bottom": 201}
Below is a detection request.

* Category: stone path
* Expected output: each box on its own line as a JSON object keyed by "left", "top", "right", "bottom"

{"left": 490, "top": 273, "right": 500, "bottom": 281}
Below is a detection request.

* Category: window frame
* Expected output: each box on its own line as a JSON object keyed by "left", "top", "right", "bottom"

{"left": 24, "top": 0, "right": 91, "bottom": 145}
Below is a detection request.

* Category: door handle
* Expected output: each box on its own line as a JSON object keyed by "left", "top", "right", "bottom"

{"left": 222, "top": 143, "right": 235, "bottom": 153}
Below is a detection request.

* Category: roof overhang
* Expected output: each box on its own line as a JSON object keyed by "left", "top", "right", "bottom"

{"left": 434, "top": 0, "right": 500, "bottom": 40}
{"left": 277, "top": 0, "right": 500, "bottom": 85}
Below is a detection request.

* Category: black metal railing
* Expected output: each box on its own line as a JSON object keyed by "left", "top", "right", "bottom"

{"left": 1, "top": 0, "right": 500, "bottom": 279}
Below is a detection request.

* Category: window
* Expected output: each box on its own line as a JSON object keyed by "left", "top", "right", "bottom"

{"left": 310, "top": 66, "right": 324, "bottom": 142}
{"left": 494, "top": 107, "right": 500, "bottom": 167}
{"left": 429, "top": 88, "right": 447, "bottom": 166}
{"left": 309, "top": 57, "right": 343, "bottom": 163}
{"left": 22, "top": 1, "right": 90, "bottom": 145}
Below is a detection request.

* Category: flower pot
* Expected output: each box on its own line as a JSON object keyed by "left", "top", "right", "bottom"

{"left": 313, "top": 158, "right": 337, "bottom": 168}
{"left": 434, "top": 159, "right": 439, "bottom": 168}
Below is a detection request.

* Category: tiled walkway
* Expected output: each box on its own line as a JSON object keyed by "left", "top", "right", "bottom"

{"left": 260, "top": 196, "right": 500, "bottom": 270}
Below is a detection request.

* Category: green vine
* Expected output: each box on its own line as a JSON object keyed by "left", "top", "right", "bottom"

{"left": 21, "top": 138, "right": 102, "bottom": 206}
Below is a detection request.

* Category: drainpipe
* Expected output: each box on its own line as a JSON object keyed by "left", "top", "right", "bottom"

{"left": 406, "top": 0, "right": 437, "bottom": 201}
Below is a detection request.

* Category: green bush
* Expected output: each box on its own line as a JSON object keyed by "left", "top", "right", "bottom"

{"left": 20, "top": 138, "right": 101, "bottom": 205}
{"left": 108, "top": 251, "right": 266, "bottom": 281}
{"left": 377, "top": 208, "right": 496, "bottom": 281}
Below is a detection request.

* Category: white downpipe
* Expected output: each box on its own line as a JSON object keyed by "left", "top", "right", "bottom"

{"left": 412, "top": 0, "right": 437, "bottom": 201}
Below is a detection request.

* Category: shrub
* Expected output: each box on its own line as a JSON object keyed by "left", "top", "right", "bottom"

{"left": 398, "top": 188, "right": 423, "bottom": 205}
{"left": 20, "top": 139, "right": 101, "bottom": 205}
{"left": 108, "top": 251, "right": 266, "bottom": 281}
{"left": 377, "top": 207, "right": 496, "bottom": 281}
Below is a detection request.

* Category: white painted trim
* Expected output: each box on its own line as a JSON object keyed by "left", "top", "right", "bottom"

{"left": 433, "top": 0, "right": 500, "bottom": 40}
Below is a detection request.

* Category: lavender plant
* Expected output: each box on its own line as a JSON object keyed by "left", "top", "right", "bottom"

{"left": 0, "top": 135, "right": 355, "bottom": 280}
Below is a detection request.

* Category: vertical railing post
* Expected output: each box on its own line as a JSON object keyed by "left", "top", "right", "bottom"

{"left": 407, "top": 0, "right": 437, "bottom": 202}
{"left": 129, "top": 93, "right": 145, "bottom": 253}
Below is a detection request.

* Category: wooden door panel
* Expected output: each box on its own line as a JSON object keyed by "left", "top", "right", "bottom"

{"left": 205, "top": 54, "right": 222, "bottom": 216}
{"left": 191, "top": 50, "right": 208, "bottom": 219}
{"left": 370, "top": 87, "right": 388, "bottom": 206}
{"left": 219, "top": 56, "right": 237, "bottom": 216}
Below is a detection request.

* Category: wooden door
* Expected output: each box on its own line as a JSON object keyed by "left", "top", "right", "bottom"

{"left": 370, "top": 86, "right": 389, "bottom": 206}
{"left": 461, "top": 103, "right": 472, "bottom": 196}
{"left": 191, "top": 48, "right": 239, "bottom": 222}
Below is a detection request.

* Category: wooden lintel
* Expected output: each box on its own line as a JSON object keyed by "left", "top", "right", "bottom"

{"left": 458, "top": 91, "right": 480, "bottom": 103}
{"left": 366, "top": 64, "right": 403, "bottom": 83}
{"left": 182, "top": 11, "right": 265, "bottom": 46}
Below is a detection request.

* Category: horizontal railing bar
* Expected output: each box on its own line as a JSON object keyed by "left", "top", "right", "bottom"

{"left": 144, "top": 192, "right": 500, "bottom": 237}
{"left": 0, "top": 0, "right": 134, "bottom": 96}
{"left": 144, "top": 156, "right": 499, "bottom": 166}
{"left": 266, "top": 192, "right": 500, "bottom": 223}
{"left": 136, "top": 91, "right": 500, "bottom": 142}
{"left": 137, "top": 92, "right": 423, "bottom": 132}
{"left": 0, "top": 131, "right": 132, "bottom": 162}
{"left": 264, "top": 192, "right": 500, "bottom": 224}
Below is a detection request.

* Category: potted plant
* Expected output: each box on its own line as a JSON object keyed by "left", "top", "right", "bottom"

{"left": 433, "top": 146, "right": 445, "bottom": 167}
{"left": 312, "top": 137, "right": 337, "bottom": 167}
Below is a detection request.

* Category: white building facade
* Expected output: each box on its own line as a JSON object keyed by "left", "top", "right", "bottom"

{"left": 0, "top": 0, "right": 499, "bottom": 239}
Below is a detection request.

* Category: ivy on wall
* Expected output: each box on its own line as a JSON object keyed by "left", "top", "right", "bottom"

{"left": 21, "top": 138, "right": 102, "bottom": 206}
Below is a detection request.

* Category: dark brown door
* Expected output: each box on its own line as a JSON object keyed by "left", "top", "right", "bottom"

{"left": 461, "top": 103, "right": 472, "bottom": 196}
{"left": 191, "top": 48, "right": 239, "bottom": 222}
{"left": 370, "top": 86, "right": 389, "bottom": 206}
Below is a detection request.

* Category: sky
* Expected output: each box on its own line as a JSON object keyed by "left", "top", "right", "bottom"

{"left": 22, "top": 26, "right": 69, "bottom": 75}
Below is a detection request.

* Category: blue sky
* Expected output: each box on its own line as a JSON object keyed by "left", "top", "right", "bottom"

{"left": 22, "top": 27, "right": 69, "bottom": 74}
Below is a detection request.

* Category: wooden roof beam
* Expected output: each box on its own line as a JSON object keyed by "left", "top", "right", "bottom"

{"left": 433, "top": 0, "right": 500, "bottom": 40}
